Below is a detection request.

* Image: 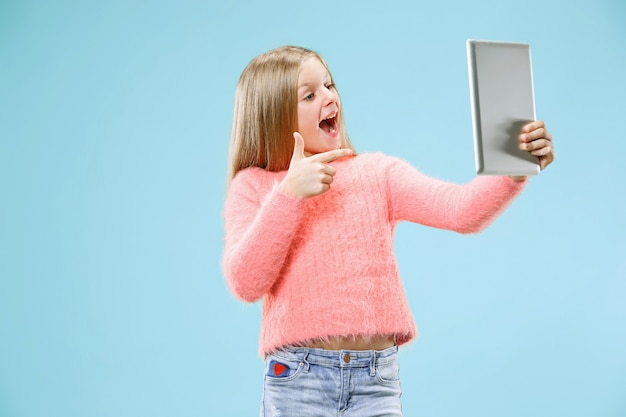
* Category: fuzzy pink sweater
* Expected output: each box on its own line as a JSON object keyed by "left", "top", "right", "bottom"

{"left": 222, "top": 153, "right": 526, "bottom": 357}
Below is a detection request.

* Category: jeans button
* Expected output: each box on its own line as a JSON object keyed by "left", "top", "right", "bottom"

{"left": 343, "top": 353, "right": 351, "bottom": 363}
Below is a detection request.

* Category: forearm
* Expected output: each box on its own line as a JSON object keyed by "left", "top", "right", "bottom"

{"left": 223, "top": 185, "right": 304, "bottom": 302}
{"left": 388, "top": 158, "right": 526, "bottom": 233}
{"left": 431, "top": 175, "right": 527, "bottom": 233}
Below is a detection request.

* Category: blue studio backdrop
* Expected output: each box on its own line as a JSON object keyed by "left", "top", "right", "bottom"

{"left": 1, "top": 1, "right": 625, "bottom": 416}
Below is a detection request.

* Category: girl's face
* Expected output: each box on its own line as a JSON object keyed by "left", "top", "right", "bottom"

{"left": 296, "top": 58, "right": 341, "bottom": 156}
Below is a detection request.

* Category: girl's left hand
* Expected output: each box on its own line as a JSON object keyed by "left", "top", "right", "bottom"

{"left": 519, "top": 120, "right": 555, "bottom": 171}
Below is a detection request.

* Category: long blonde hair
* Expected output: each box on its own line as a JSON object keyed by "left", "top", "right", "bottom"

{"left": 227, "top": 45, "right": 355, "bottom": 186}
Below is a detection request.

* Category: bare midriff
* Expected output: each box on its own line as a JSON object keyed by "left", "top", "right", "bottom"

{"left": 304, "top": 334, "right": 396, "bottom": 351}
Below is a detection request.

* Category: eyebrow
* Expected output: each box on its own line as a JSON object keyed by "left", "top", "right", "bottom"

{"left": 297, "top": 82, "right": 315, "bottom": 90}
{"left": 297, "top": 79, "right": 332, "bottom": 90}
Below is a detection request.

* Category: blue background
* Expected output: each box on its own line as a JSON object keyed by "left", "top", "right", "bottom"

{"left": 1, "top": 1, "right": 625, "bottom": 416}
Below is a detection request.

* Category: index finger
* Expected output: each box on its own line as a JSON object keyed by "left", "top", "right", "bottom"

{"left": 521, "top": 120, "right": 545, "bottom": 133}
{"left": 310, "top": 148, "right": 353, "bottom": 163}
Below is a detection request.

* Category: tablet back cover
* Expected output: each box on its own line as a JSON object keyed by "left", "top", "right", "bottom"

{"left": 467, "top": 39, "right": 539, "bottom": 175}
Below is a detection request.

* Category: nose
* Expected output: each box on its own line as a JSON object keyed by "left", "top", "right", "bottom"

{"left": 321, "top": 87, "right": 338, "bottom": 107}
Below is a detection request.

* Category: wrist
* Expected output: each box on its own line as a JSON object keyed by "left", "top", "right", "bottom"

{"left": 278, "top": 178, "right": 303, "bottom": 199}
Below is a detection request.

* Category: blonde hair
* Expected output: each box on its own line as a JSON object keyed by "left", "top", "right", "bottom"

{"left": 227, "top": 45, "right": 355, "bottom": 185}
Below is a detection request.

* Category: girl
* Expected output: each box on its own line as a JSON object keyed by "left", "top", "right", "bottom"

{"left": 222, "top": 45, "right": 554, "bottom": 417}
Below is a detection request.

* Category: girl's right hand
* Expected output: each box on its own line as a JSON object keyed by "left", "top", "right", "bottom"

{"left": 279, "top": 132, "right": 352, "bottom": 199}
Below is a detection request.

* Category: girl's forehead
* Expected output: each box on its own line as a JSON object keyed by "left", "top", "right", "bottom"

{"left": 299, "top": 57, "right": 331, "bottom": 81}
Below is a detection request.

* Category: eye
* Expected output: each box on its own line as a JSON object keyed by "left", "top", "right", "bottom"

{"left": 303, "top": 93, "right": 314, "bottom": 101}
{"left": 326, "top": 83, "right": 335, "bottom": 90}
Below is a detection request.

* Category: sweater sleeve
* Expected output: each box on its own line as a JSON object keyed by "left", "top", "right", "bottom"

{"left": 222, "top": 170, "right": 305, "bottom": 302}
{"left": 384, "top": 156, "right": 526, "bottom": 234}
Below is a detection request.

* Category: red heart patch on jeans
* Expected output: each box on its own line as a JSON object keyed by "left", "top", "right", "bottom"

{"left": 273, "top": 363, "right": 287, "bottom": 376}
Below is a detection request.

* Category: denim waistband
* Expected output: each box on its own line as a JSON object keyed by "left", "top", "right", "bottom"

{"left": 270, "top": 345, "right": 398, "bottom": 368}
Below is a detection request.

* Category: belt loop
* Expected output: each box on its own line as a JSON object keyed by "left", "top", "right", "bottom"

{"left": 369, "top": 351, "right": 376, "bottom": 377}
{"left": 301, "top": 350, "right": 310, "bottom": 373}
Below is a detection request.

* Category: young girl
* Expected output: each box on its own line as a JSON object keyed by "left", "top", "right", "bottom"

{"left": 223, "top": 45, "right": 554, "bottom": 417}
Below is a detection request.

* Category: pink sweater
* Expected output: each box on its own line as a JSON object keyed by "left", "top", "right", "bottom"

{"left": 222, "top": 153, "right": 526, "bottom": 357}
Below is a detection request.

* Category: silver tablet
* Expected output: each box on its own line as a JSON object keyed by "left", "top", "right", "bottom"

{"left": 466, "top": 39, "right": 540, "bottom": 176}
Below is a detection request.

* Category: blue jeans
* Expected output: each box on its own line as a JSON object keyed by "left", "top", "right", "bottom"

{"left": 260, "top": 345, "right": 403, "bottom": 417}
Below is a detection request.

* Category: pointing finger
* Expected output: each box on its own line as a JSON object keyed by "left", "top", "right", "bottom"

{"left": 311, "top": 148, "right": 353, "bottom": 164}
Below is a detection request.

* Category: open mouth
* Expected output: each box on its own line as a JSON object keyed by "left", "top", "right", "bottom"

{"left": 319, "top": 112, "right": 338, "bottom": 134}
